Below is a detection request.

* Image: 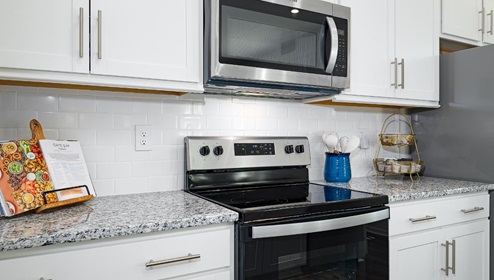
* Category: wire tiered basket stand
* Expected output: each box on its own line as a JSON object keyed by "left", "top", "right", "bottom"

{"left": 373, "top": 113, "right": 423, "bottom": 182}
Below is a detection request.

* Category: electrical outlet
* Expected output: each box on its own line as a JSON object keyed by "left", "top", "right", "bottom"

{"left": 135, "top": 125, "right": 152, "bottom": 151}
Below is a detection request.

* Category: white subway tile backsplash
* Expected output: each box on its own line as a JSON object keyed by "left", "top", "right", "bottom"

{"left": 82, "top": 146, "right": 115, "bottom": 163}
{"left": 92, "top": 179, "right": 115, "bottom": 196}
{"left": 0, "top": 85, "right": 403, "bottom": 196}
{"left": 59, "top": 95, "right": 97, "bottom": 112}
{"left": 0, "top": 128, "right": 17, "bottom": 140}
{"left": 288, "top": 106, "right": 309, "bottom": 119}
{"left": 207, "top": 116, "right": 232, "bottom": 130}
{"left": 0, "top": 111, "right": 37, "bottom": 128}
{"left": 132, "top": 99, "right": 162, "bottom": 114}
{"left": 38, "top": 112, "right": 77, "bottom": 129}
{"left": 255, "top": 118, "right": 277, "bottom": 131}
{"left": 114, "top": 114, "right": 147, "bottom": 129}
{"left": 179, "top": 116, "right": 206, "bottom": 130}
{"left": 132, "top": 161, "right": 164, "bottom": 177}
{"left": 148, "top": 114, "right": 178, "bottom": 130}
{"left": 97, "top": 162, "right": 132, "bottom": 180}
{"left": 242, "top": 103, "right": 267, "bottom": 117}
{"left": 163, "top": 102, "right": 192, "bottom": 116}
{"left": 97, "top": 97, "right": 132, "bottom": 113}
{"left": 59, "top": 129, "right": 96, "bottom": 145}
{"left": 278, "top": 118, "right": 299, "bottom": 131}
{"left": 114, "top": 146, "right": 148, "bottom": 162}
{"left": 148, "top": 176, "right": 179, "bottom": 192}
{"left": 17, "top": 91, "right": 58, "bottom": 112}
{"left": 114, "top": 177, "right": 147, "bottom": 195}
{"left": 79, "top": 113, "right": 113, "bottom": 129}
{"left": 0, "top": 91, "right": 16, "bottom": 110}
{"left": 299, "top": 119, "right": 319, "bottom": 131}
{"left": 96, "top": 130, "right": 132, "bottom": 146}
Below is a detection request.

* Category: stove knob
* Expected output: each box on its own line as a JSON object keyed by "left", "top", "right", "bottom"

{"left": 285, "top": 145, "right": 294, "bottom": 154}
{"left": 213, "top": 146, "right": 224, "bottom": 156}
{"left": 199, "top": 146, "right": 210, "bottom": 156}
{"left": 295, "top": 145, "right": 305, "bottom": 154}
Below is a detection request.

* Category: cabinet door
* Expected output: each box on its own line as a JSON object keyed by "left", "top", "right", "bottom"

{"left": 484, "top": 0, "right": 494, "bottom": 44}
{"left": 442, "top": 0, "right": 483, "bottom": 42}
{"left": 446, "top": 220, "right": 489, "bottom": 280}
{"left": 389, "top": 230, "right": 444, "bottom": 280}
{"left": 338, "top": 0, "right": 394, "bottom": 98}
{"left": 90, "top": 0, "right": 201, "bottom": 83}
{"left": 0, "top": 0, "right": 89, "bottom": 73}
{"left": 395, "top": 0, "right": 439, "bottom": 102}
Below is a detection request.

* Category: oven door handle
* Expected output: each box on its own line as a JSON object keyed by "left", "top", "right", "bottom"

{"left": 251, "top": 209, "right": 389, "bottom": 239}
{"left": 325, "top": 17, "right": 339, "bottom": 74}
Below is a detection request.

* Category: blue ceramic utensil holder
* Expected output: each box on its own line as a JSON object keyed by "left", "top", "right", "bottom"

{"left": 324, "top": 153, "right": 351, "bottom": 183}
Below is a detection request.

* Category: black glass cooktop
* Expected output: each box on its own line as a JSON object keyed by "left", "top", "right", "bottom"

{"left": 190, "top": 183, "right": 388, "bottom": 223}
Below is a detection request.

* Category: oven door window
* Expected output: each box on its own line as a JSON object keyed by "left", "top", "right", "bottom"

{"left": 219, "top": 0, "right": 331, "bottom": 75}
{"left": 237, "top": 219, "right": 388, "bottom": 280}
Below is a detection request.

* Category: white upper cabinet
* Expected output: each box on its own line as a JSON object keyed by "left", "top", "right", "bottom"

{"left": 442, "top": 0, "right": 494, "bottom": 45}
{"left": 90, "top": 0, "right": 200, "bottom": 83}
{"left": 330, "top": 0, "right": 440, "bottom": 108}
{"left": 0, "top": 0, "right": 203, "bottom": 93}
{"left": 0, "top": 0, "right": 90, "bottom": 73}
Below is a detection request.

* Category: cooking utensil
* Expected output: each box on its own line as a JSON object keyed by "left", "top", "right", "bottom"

{"left": 322, "top": 132, "right": 339, "bottom": 153}
{"left": 338, "top": 136, "right": 349, "bottom": 153}
{"left": 343, "top": 135, "right": 360, "bottom": 153}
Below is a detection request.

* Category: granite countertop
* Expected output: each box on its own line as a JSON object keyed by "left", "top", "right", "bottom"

{"left": 313, "top": 176, "right": 494, "bottom": 203}
{"left": 0, "top": 191, "right": 238, "bottom": 252}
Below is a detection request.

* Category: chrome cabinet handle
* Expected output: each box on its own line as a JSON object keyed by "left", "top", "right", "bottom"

{"left": 441, "top": 241, "right": 451, "bottom": 276}
{"left": 461, "top": 206, "right": 484, "bottom": 213}
{"left": 98, "top": 10, "right": 102, "bottom": 59}
{"left": 40, "top": 278, "right": 52, "bottom": 280}
{"left": 398, "top": 58, "right": 405, "bottom": 89}
{"left": 325, "top": 17, "right": 339, "bottom": 74}
{"left": 79, "top": 7, "right": 84, "bottom": 58}
{"left": 145, "top": 253, "right": 201, "bottom": 268}
{"left": 391, "top": 58, "right": 398, "bottom": 89}
{"left": 451, "top": 240, "right": 456, "bottom": 274}
{"left": 409, "top": 215, "right": 436, "bottom": 223}
{"left": 480, "top": 8, "right": 486, "bottom": 32}
{"left": 488, "top": 10, "right": 493, "bottom": 35}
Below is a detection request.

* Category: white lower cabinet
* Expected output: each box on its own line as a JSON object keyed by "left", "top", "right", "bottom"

{"left": 0, "top": 224, "right": 233, "bottom": 280}
{"left": 389, "top": 192, "right": 489, "bottom": 280}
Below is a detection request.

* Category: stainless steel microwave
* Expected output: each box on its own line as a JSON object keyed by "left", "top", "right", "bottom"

{"left": 204, "top": 0, "right": 351, "bottom": 100}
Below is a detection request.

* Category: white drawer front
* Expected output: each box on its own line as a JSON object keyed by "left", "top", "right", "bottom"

{"left": 390, "top": 193, "right": 489, "bottom": 236}
{"left": 0, "top": 225, "right": 232, "bottom": 280}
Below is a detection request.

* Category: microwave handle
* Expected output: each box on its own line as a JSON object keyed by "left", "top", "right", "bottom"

{"left": 325, "top": 17, "right": 339, "bottom": 74}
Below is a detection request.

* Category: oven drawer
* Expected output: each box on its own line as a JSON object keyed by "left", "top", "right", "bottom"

{"left": 389, "top": 192, "right": 489, "bottom": 236}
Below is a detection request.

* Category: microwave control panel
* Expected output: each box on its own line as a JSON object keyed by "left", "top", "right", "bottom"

{"left": 333, "top": 17, "right": 348, "bottom": 77}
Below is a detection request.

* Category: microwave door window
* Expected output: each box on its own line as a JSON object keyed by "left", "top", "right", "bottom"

{"left": 220, "top": 4, "right": 327, "bottom": 75}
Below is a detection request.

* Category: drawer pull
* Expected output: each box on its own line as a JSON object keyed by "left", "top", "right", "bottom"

{"left": 461, "top": 206, "right": 484, "bottom": 214}
{"left": 409, "top": 215, "right": 436, "bottom": 223}
{"left": 145, "top": 253, "right": 201, "bottom": 268}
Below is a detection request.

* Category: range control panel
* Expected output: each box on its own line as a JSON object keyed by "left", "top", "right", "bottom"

{"left": 185, "top": 137, "right": 311, "bottom": 171}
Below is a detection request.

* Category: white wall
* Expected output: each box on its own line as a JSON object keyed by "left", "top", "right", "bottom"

{"left": 0, "top": 85, "right": 403, "bottom": 196}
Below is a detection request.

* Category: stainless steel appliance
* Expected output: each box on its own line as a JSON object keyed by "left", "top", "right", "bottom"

{"left": 204, "top": 0, "right": 350, "bottom": 100}
{"left": 410, "top": 44, "right": 494, "bottom": 280}
{"left": 185, "top": 136, "right": 389, "bottom": 280}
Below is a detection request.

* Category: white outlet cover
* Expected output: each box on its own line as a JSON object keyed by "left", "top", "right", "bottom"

{"left": 135, "top": 125, "right": 152, "bottom": 151}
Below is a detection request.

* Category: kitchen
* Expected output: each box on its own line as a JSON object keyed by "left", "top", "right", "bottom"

{"left": 0, "top": 0, "right": 492, "bottom": 279}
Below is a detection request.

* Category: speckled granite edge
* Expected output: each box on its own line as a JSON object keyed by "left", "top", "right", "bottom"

{"left": 0, "top": 191, "right": 238, "bottom": 252}
{"left": 313, "top": 176, "right": 494, "bottom": 203}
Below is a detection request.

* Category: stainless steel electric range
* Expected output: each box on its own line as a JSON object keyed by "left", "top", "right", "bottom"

{"left": 185, "top": 136, "right": 389, "bottom": 280}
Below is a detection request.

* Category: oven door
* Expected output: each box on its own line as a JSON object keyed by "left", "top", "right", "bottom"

{"left": 236, "top": 207, "right": 389, "bottom": 280}
{"left": 207, "top": 0, "right": 350, "bottom": 88}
